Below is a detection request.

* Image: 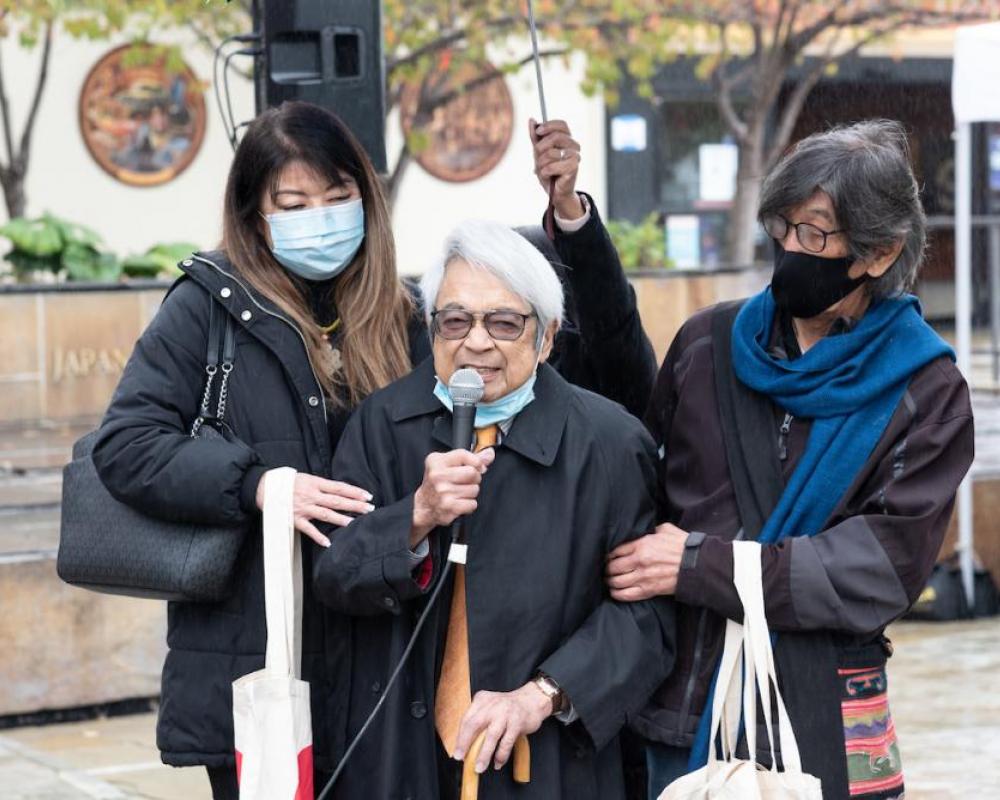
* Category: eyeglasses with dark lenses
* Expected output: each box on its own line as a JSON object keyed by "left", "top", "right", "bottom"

{"left": 430, "top": 309, "right": 536, "bottom": 341}
{"left": 762, "top": 214, "right": 846, "bottom": 254}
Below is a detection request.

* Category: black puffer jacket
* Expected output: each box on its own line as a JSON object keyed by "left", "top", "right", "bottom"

{"left": 92, "top": 250, "right": 430, "bottom": 769}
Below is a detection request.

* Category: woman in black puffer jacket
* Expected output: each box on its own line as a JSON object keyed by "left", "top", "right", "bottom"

{"left": 93, "top": 101, "right": 427, "bottom": 798}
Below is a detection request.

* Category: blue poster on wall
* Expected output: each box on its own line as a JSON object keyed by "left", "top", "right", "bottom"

{"left": 990, "top": 133, "right": 1000, "bottom": 193}
{"left": 665, "top": 215, "right": 700, "bottom": 269}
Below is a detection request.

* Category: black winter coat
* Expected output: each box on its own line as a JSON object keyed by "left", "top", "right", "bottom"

{"left": 313, "top": 358, "right": 677, "bottom": 799}
{"left": 522, "top": 193, "right": 657, "bottom": 419}
{"left": 92, "top": 250, "right": 431, "bottom": 769}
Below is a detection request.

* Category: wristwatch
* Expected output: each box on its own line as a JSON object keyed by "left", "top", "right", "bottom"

{"left": 532, "top": 673, "right": 566, "bottom": 715}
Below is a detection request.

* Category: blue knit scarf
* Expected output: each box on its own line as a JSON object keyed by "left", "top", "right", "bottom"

{"left": 688, "top": 287, "right": 953, "bottom": 770}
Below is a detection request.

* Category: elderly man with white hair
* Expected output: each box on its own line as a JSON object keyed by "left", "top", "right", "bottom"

{"left": 313, "top": 219, "right": 676, "bottom": 800}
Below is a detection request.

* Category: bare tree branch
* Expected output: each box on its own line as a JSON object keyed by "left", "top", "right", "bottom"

{"left": 0, "top": 39, "right": 15, "bottom": 166}
{"left": 186, "top": 20, "right": 217, "bottom": 53}
{"left": 386, "top": 14, "right": 521, "bottom": 74}
{"left": 750, "top": 18, "right": 763, "bottom": 66}
{"left": 415, "top": 48, "right": 568, "bottom": 119}
{"left": 712, "top": 23, "right": 749, "bottom": 144}
{"left": 783, "top": 3, "right": 964, "bottom": 56}
{"left": 386, "top": 141, "right": 410, "bottom": 207}
{"left": 778, "top": 0, "right": 806, "bottom": 52}
{"left": 386, "top": 80, "right": 405, "bottom": 118}
{"left": 18, "top": 20, "right": 52, "bottom": 167}
{"left": 386, "top": 1, "right": 645, "bottom": 79}
{"left": 769, "top": 0, "right": 789, "bottom": 52}
{"left": 764, "top": 18, "right": 911, "bottom": 169}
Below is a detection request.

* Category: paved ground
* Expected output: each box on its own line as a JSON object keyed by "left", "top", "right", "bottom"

{"left": 2, "top": 348, "right": 998, "bottom": 798}
{"left": 1, "top": 618, "right": 998, "bottom": 799}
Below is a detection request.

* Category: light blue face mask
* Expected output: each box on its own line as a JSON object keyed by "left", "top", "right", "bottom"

{"left": 264, "top": 198, "right": 365, "bottom": 281}
{"left": 433, "top": 370, "right": 538, "bottom": 429}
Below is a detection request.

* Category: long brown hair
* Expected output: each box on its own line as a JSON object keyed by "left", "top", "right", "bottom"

{"left": 222, "top": 101, "right": 412, "bottom": 407}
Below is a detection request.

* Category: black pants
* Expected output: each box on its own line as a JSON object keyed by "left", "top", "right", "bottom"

{"left": 206, "top": 766, "right": 239, "bottom": 800}
{"left": 207, "top": 765, "right": 336, "bottom": 799}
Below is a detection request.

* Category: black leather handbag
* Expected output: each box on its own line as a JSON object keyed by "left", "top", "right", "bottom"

{"left": 57, "top": 298, "right": 248, "bottom": 602}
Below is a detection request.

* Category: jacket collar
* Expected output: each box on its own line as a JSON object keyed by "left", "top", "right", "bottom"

{"left": 178, "top": 250, "right": 333, "bottom": 463}
{"left": 180, "top": 250, "right": 291, "bottom": 322}
{"left": 392, "top": 357, "right": 570, "bottom": 467}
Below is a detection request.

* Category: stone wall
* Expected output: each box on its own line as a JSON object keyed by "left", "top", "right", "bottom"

{"left": 0, "top": 271, "right": 771, "bottom": 428}
{"left": 0, "top": 554, "right": 165, "bottom": 716}
{"left": 0, "top": 286, "right": 166, "bottom": 426}
{"left": 634, "top": 268, "right": 771, "bottom": 362}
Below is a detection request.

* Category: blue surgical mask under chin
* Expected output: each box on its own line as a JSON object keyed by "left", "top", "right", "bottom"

{"left": 433, "top": 370, "right": 538, "bottom": 429}
{"left": 264, "top": 198, "right": 365, "bottom": 281}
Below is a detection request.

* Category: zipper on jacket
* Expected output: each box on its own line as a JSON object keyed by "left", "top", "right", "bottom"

{"left": 676, "top": 607, "right": 709, "bottom": 738}
{"left": 777, "top": 413, "right": 793, "bottom": 461}
{"left": 192, "top": 254, "right": 328, "bottom": 425}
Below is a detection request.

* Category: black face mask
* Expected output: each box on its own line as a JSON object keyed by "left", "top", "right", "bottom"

{"left": 770, "top": 241, "right": 867, "bottom": 319}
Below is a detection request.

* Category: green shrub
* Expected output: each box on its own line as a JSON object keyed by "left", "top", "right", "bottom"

{"left": 0, "top": 213, "right": 121, "bottom": 281}
{"left": 605, "top": 212, "right": 670, "bottom": 270}
{"left": 122, "top": 242, "right": 199, "bottom": 278}
{"left": 0, "top": 214, "right": 197, "bottom": 282}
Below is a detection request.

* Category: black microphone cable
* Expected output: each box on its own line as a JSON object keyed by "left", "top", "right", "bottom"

{"left": 212, "top": 33, "right": 260, "bottom": 150}
{"left": 223, "top": 47, "right": 262, "bottom": 147}
{"left": 316, "top": 530, "right": 460, "bottom": 800}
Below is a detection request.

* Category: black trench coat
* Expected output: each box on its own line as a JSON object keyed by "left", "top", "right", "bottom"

{"left": 314, "top": 357, "right": 677, "bottom": 800}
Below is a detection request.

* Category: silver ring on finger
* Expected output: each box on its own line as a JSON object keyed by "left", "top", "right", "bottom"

{"left": 559, "top": 148, "right": 566, "bottom": 161}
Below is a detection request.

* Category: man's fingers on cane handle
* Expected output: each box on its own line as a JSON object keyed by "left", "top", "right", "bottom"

{"left": 476, "top": 718, "right": 508, "bottom": 773}
{"left": 493, "top": 725, "right": 521, "bottom": 770}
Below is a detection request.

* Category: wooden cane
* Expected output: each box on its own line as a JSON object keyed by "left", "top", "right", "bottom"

{"left": 513, "top": 735, "right": 531, "bottom": 783}
{"left": 460, "top": 732, "right": 487, "bottom": 800}
{"left": 460, "top": 732, "right": 532, "bottom": 798}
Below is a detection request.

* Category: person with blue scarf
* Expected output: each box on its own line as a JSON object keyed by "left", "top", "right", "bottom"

{"left": 313, "top": 219, "right": 676, "bottom": 800}
{"left": 604, "top": 120, "right": 974, "bottom": 799}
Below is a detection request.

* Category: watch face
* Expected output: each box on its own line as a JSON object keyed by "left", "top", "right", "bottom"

{"left": 534, "top": 676, "right": 562, "bottom": 711}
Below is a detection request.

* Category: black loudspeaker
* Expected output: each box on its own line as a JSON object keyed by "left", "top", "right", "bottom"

{"left": 254, "top": 0, "right": 386, "bottom": 172}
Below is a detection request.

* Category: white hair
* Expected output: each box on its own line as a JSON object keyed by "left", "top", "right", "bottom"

{"left": 420, "top": 219, "right": 564, "bottom": 348}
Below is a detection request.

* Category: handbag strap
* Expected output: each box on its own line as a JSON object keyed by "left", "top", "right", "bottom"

{"left": 191, "top": 299, "right": 237, "bottom": 436}
{"left": 711, "top": 302, "right": 784, "bottom": 539}
{"left": 262, "top": 467, "right": 303, "bottom": 678}
{"left": 732, "top": 541, "right": 806, "bottom": 774}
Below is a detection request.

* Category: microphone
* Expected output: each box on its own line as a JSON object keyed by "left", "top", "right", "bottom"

{"left": 448, "top": 368, "right": 485, "bottom": 450}
{"left": 447, "top": 368, "right": 485, "bottom": 545}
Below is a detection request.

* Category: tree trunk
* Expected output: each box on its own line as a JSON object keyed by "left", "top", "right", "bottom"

{"left": 385, "top": 147, "right": 411, "bottom": 210}
{"left": 0, "top": 164, "right": 25, "bottom": 219}
{"left": 727, "top": 125, "right": 767, "bottom": 267}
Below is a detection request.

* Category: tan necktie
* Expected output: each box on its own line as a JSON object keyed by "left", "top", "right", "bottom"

{"left": 435, "top": 425, "right": 530, "bottom": 794}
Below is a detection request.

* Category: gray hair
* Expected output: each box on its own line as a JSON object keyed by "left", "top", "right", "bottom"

{"left": 420, "top": 219, "right": 564, "bottom": 349}
{"left": 759, "top": 119, "right": 926, "bottom": 299}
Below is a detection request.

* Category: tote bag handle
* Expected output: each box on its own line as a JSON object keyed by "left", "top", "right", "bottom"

{"left": 732, "top": 540, "right": 806, "bottom": 774}
{"left": 262, "top": 467, "right": 302, "bottom": 679}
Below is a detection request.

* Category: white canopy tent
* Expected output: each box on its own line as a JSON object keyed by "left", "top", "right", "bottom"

{"left": 951, "top": 21, "right": 1000, "bottom": 604}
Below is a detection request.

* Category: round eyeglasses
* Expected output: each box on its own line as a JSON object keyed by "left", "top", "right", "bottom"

{"left": 430, "top": 308, "right": 536, "bottom": 341}
{"left": 762, "top": 213, "right": 847, "bottom": 254}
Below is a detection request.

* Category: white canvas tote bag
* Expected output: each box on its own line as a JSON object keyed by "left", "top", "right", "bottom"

{"left": 233, "top": 467, "right": 314, "bottom": 800}
{"left": 659, "top": 541, "right": 823, "bottom": 800}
